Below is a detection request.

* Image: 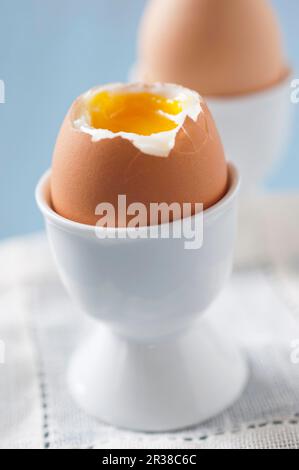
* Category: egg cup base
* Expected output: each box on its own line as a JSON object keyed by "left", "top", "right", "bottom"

{"left": 68, "top": 320, "right": 248, "bottom": 432}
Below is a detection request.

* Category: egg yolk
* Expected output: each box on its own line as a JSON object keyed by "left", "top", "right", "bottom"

{"left": 87, "top": 91, "right": 182, "bottom": 135}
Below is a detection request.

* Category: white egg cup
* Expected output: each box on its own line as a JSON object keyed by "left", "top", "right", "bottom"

{"left": 36, "top": 163, "right": 247, "bottom": 432}
{"left": 207, "top": 75, "right": 292, "bottom": 191}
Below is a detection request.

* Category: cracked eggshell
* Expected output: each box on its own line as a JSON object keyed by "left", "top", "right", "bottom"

{"left": 50, "top": 92, "right": 228, "bottom": 227}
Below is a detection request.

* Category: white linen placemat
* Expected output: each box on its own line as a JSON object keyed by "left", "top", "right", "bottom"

{"left": 0, "top": 193, "right": 299, "bottom": 449}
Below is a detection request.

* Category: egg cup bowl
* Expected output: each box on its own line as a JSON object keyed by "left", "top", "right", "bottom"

{"left": 207, "top": 73, "right": 293, "bottom": 192}
{"left": 36, "top": 162, "right": 247, "bottom": 432}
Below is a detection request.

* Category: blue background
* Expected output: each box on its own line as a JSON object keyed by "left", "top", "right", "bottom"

{"left": 0, "top": 0, "right": 298, "bottom": 240}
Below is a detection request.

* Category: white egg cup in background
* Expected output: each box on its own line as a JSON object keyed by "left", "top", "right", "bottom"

{"left": 36, "top": 163, "right": 247, "bottom": 432}
{"left": 207, "top": 75, "right": 293, "bottom": 192}
{"left": 207, "top": 75, "right": 293, "bottom": 265}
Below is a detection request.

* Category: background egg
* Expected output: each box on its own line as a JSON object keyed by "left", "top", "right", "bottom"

{"left": 50, "top": 83, "right": 228, "bottom": 227}
{"left": 137, "top": 0, "right": 288, "bottom": 96}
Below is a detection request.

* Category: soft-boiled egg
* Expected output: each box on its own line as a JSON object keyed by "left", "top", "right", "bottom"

{"left": 51, "top": 82, "right": 228, "bottom": 226}
{"left": 137, "top": 0, "right": 289, "bottom": 96}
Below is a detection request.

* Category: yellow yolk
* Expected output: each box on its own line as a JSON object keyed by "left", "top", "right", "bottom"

{"left": 87, "top": 91, "right": 182, "bottom": 135}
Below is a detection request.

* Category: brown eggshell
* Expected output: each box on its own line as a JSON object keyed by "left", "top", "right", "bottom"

{"left": 137, "top": 0, "right": 288, "bottom": 96}
{"left": 51, "top": 96, "right": 228, "bottom": 227}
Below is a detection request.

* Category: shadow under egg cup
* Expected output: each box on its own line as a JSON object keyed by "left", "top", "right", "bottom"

{"left": 36, "top": 163, "right": 247, "bottom": 432}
